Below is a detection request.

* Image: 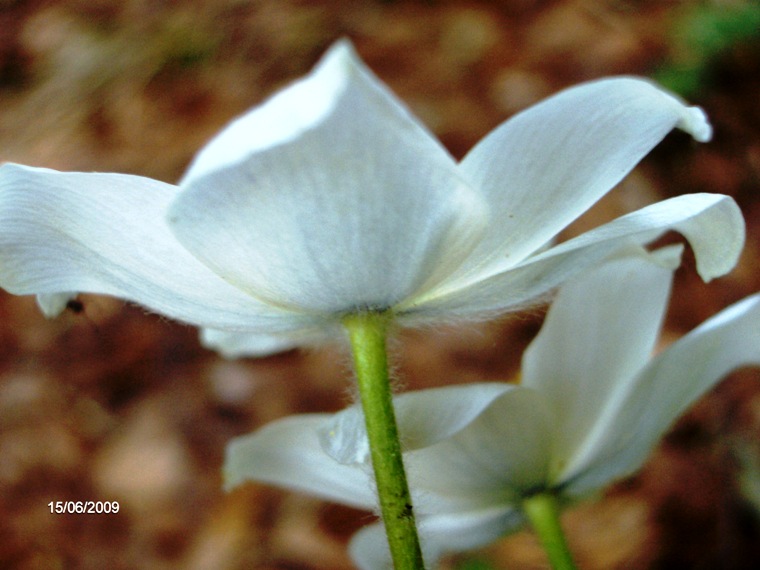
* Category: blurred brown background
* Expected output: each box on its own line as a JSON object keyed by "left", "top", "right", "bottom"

{"left": 0, "top": 1, "right": 759, "bottom": 568}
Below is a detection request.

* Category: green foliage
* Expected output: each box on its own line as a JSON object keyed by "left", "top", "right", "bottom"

{"left": 654, "top": 2, "right": 760, "bottom": 96}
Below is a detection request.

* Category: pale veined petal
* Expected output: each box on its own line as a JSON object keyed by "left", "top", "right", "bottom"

{"left": 521, "top": 248, "right": 677, "bottom": 484}
{"left": 348, "top": 506, "right": 523, "bottom": 570}
{"left": 36, "top": 292, "right": 79, "bottom": 318}
{"left": 199, "top": 326, "right": 336, "bottom": 358}
{"left": 347, "top": 523, "right": 394, "bottom": 570}
{"left": 563, "top": 293, "right": 760, "bottom": 496}
{"left": 224, "top": 414, "right": 376, "bottom": 510}
{"left": 407, "top": 193, "right": 743, "bottom": 320}
{"left": 414, "top": 506, "right": 525, "bottom": 564}
{"left": 0, "top": 164, "right": 319, "bottom": 332}
{"left": 170, "top": 40, "right": 487, "bottom": 316}
{"left": 448, "top": 76, "right": 712, "bottom": 287}
{"left": 403, "top": 387, "right": 552, "bottom": 511}
{"left": 319, "top": 383, "right": 515, "bottom": 465}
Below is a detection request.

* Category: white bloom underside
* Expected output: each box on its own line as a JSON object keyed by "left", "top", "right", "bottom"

{"left": 0, "top": 40, "right": 744, "bottom": 356}
{"left": 225, "top": 249, "right": 760, "bottom": 569}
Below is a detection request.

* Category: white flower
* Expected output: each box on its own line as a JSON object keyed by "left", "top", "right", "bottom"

{"left": 0, "top": 40, "right": 743, "bottom": 355}
{"left": 225, "top": 247, "right": 760, "bottom": 569}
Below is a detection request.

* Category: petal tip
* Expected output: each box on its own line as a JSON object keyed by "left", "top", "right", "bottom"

{"left": 180, "top": 40, "right": 361, "bottom": 187}
{"left": 323, "top": 37, "right": 359, "bottom": 64}
{"left": 680, "top": 105, "right": 712, "bottom": 142}
{"left": 36, "top": 292, "right": 79, "bottom": 318}
{"left": 693, "top": 195, "right": 745, "bottom": 282}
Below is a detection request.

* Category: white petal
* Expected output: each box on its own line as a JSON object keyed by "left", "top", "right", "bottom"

{"left": 347, "top": 524, "right": 393, "bottom": 570}
{"left": 200, "top": 328, "right": 298, "bottom": 358}
{"left": 416, "top": 507, "right": 525, "bottom": 563}
{"left": 539, "top": 193, "right": 744, "bottom": 282}
{"left": 409, "top": 193, "right": 743, "bottom": 319}
{"left": 36, "top": 292, "right": 78, "bottom": 318}
{"left": 199, "top": 326, "right": 335, "bottom": 358}
{"left": 521, "top": 248, "right": 677, "bottom": 483}
{"left": 224, "top": 414, "right": 376, "bottom": 510}
{"left": 319, "top": 383, "right": 515, "bottom": 465}
{"left": 349, "top": 507, "right": 523, "bottom": 570}
{"left": 448, "top": 76, "right": 712, "bottom": 286}
{"left": 170, "top": 40, "right": 486, "bottom": 315}
{"left": 404, "top": 387, "right": 552, "bottom": 512}
{"left": 565, "top": 293, "right": 760, "bottom": 495}
{"left": 0, "top": 164, "right": 316, "bottom": 332}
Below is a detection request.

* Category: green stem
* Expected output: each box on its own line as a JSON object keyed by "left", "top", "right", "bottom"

{"left": 342, "top": 311, "right": 425, "bottom": 570}
{"left": 522, "top": 493, "right": 577, "bottom": 570}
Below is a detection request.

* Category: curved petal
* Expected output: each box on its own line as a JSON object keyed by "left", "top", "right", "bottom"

{"left": 200, "top": 328, "right": 299, "bottom": 358}
{"left": 408, "top": 193, "right": 743, "bottom": 320}
{"left": 447, "top": 76, "right": 711, "bottom": 287}
{"left": 199, "top": 325, "right": 336, "bottom": 358}
{"left": 404, "top": 387, "right": 552, "bottom": 512}
{"left": 319, "top": 383, "right": 515, "bottom": 465}
{"left": 521, "top": 248, "right": 677, "bottom": 483}
{"left": 347, "top": 523, "right": 393, "bottom": 570}
{"left": 349, "top": 506, "right": 523, "bottom": 570}
{"left": 564, "top": 293, "right": 760, "bottom": 496}
{"left": 224, "top": 414, "right": 376, "bottom": 510}
{"left": 170, "top": 40, "right": 486, "bottom": 316}
{"left": 416, "top": 506, "right": 525, "bottom": 563}
{"left": 36, "top": 292, "right": 78, "bottom": 318}
{"left": 0, "top": 164, "right": 317, "bottom": 332}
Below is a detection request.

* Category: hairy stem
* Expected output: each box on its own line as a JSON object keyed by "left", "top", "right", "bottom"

{"left": 343, "top": 311, "right": 424, "bottom": 569}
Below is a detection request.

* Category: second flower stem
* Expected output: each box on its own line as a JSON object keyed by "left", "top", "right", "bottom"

{"left": 343, "top": 311, "right": 424, "bottom": 570}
